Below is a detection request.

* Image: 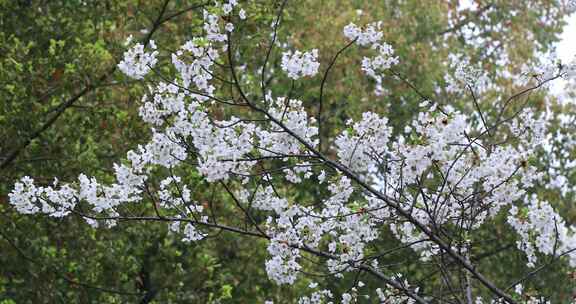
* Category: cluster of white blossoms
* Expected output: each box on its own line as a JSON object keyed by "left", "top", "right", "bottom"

{"left": 9, "top": 162, "right": 146, "bottom": 227}
{"left": 508, "top": 195, "right": 576, "bottom": 267}
{"left": 258, "top": 94, "right": 319, "bottom": 156}
{"left": 9, "top": 2, "right": 576, "bottom": 302}
{"left": 444, "top": 54, "right": 490, "bottom": 94}
{"left": 171, "top": 37, "right": 219, "bottom": 96}
{"left": 541, "top": 111, "right": 576, "bottom": 198}
{"left": 334, "top": 112, "right": 392, "bottom": 173}
{"left": 564, "top": 55, "right": 576, "bottom": 79}
{"left": 294, "top": 278, "right": 418, "bottom": 304}
{"left": 343, "top": 22, "right": 399, "bottom": 95}
{"left": 375, "top": 275, "right": 419, "bottom": 304}
{"left": 117, "top": 39, "right": 158, "bottom": 80}
{"left": 296, "top": 289, "right": 333, "bottom": 304}
{"left": 280, "top": 49, "right": 320, "bottom": 80}
{"left": 9, "top": 176, "right": 77, "bottom": 217}
{"left": 568, "top": 0, "right": 576, "bottom": 13}
{"left": 343, "top": 22, "right": 384, "bottom": 46}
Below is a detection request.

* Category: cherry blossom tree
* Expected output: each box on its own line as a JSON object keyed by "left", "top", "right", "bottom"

{"left": 8, "top": 1, "right": 576, "bottom": 303}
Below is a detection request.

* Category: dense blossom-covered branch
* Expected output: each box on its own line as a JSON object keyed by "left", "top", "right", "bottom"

{"left": 9, "top": 1, "right": 576, "bottom": 302}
